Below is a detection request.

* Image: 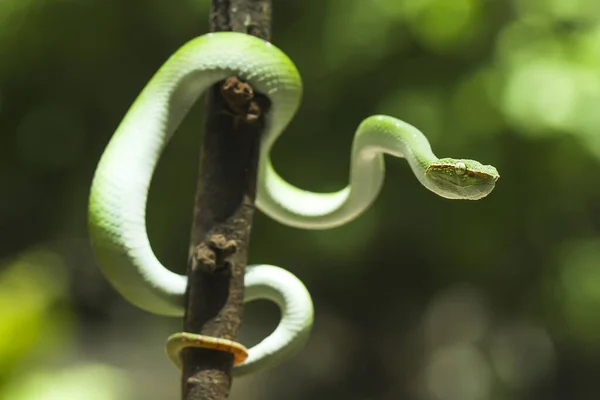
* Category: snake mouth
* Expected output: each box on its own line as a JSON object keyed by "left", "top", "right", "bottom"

{"left": 464, "top": 175, "right": 499, "bottom": 188}
{"left": 436, "top": 173, "right": 498, "bottom": 187}
{"left": 428, "top": 172, "right": 499, "bottom": 200}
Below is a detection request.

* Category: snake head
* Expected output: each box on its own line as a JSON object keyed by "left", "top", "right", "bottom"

{"left": 425, "top": 158, "right": 500, "bottom": 200}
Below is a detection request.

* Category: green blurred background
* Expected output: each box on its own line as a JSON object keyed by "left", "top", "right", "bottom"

{"left": 2, "top": 0, "right": 600, "bottom": 398}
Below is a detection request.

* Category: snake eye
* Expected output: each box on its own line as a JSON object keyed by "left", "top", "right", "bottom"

{"left": 455, "top": 162, "right": 467, "bottom": 175}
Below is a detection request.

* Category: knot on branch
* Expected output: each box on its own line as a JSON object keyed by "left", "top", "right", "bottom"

{"left": 221, "top": 76, "right": 270, "bottom": 125}
{"left": 193, "top": 234, "right": 238, "bottom": 273}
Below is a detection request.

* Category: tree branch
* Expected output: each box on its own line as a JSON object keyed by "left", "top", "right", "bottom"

{"left": 180, "top": 1, "right": 272, "bottom": 399}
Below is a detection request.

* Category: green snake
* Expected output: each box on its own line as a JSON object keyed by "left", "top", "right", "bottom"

{"left": 88, "top": 32, "right": 499, "bottom": 377}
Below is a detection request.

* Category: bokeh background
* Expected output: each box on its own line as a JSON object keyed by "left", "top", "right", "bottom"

{"left": 2, "top": 0, "right": 600, "bottom": 399}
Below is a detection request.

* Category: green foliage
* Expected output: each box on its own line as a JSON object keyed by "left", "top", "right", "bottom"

{"left": 3, "top": 364, "right": 131, "bottom": 400}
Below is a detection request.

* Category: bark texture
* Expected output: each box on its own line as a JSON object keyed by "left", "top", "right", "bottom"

{"left": 181, "top": 1, "right": 272, "bottom": 399}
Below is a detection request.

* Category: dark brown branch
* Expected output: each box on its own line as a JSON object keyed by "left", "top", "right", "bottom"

{"left": 180, "top": 1, "right": 272, "bottom": 399}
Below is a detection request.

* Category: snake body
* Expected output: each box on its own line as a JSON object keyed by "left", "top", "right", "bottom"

{"left": 89, "top": 32, "right": 499, "bottom": 375}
